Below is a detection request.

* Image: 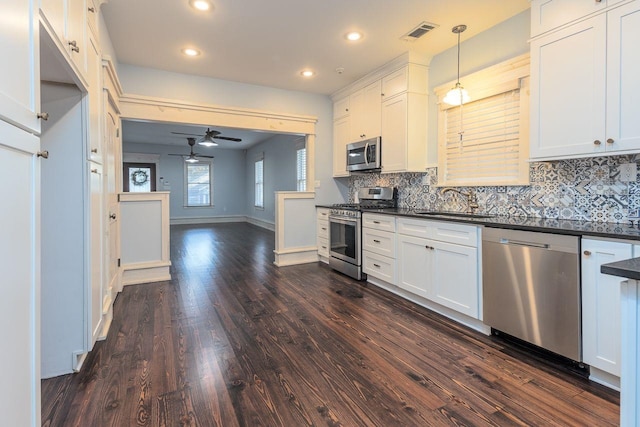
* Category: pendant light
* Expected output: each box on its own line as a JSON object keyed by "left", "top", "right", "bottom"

{"left": 443, "top": 24, "right": 470, "bottom": 106}
{"left": 198, "top": 133, "right": 218, "bottom": 147}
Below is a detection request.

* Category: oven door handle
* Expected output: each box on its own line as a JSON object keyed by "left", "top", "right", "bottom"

{"left": 329, "top": 216, "right": 358, "bottom": 226}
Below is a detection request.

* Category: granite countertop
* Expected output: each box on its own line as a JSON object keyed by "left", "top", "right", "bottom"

{"left": 601, "top": 258, "right": 640, "bottom": 280}
{"left": 362, "top": 208, "right": 640, "bottom": 241}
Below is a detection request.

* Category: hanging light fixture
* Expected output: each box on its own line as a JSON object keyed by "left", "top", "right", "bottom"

{"left": 198, "top": 133, "right": 218, "bottom": 147}
{"left": 443, "top": 24, "right": 470, "bottom": 106}
{"left": 185, "top": 155, "right": 199, "bottom": 163}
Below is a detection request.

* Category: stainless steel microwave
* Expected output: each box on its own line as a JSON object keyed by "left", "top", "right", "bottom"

{"left": 346, "top": 137, "right": 381, "bottom": 172}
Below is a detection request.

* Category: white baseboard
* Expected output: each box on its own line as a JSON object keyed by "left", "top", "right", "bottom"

{"left": 245, "top": 216, "right": 275, "bottom": 231}
{"left": 273, "top": 247, "right": 319, "bottom": 266}
{"left": 122, "top": 262, "right": 171, "bottom": 286}
{"left": 170, "top": 215, "right": 246, "bottom": 225}
{"left": 589, "top": 366, "right": 620, "bottom": 391}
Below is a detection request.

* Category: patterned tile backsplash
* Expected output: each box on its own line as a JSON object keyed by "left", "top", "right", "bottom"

{"left": 349, "top": 155, "right": 640, "bottom": 223}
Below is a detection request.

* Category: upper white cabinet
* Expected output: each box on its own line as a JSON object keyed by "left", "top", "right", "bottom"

{"left": 581, "top": 238, "right": 633, "bottom": 379}
{"left": 530, "top": 0, "right": 640, "bottom": 160}
{"left": 332, "top": 55, "right": 430, "bottom": 176}
{"left": 349, "top": 80, "right": 381, "bottom": 142}
{"left": 40, "top": 0, "right": 89, "bottom": 80}
{"left": 0, "top": 0, "right": 40, "bottom": 134}
{"left": 87, "top": 30, "right": 102, "bottom": 163}
{"left": 531, "top": 0, "right": 609, "bottom": 37}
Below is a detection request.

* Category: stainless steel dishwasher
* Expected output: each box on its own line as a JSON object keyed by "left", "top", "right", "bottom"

{"left": 482, "top": 227, "right": 581, "bottom": 361}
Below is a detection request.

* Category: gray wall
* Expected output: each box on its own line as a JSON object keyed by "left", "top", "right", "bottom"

{"left": 244, "top": 134, "right": 301, "bottom": 225}
{"left": 123, "top": 142, "right": 247, "bottom": 220}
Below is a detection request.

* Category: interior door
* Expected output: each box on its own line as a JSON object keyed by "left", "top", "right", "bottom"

{"left": 105, "top": 101, "right": 121, "bottom": 300}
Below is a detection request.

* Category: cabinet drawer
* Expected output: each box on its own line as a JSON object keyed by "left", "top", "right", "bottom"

{"left": 317, "top": 208, "right": 330, "bottom": 220}
{"left": 363, "top": 251, "right": 396, "bottom": 284}
{"left": 318, "top": 236, "right": 329, "bottom": 257}
{"left": 317, "top": 219, "right": 329, "bottom": 239}
{"left": 397, "top": 217, "right": 430, "bottom": 239}
{"left": 363, "top": 213, "right": 396, "bottom": 232}
{"left": 431, "top": 222, "right": 478, "bottom": 247}
{"left": 363, "top": 228, "right": 395, "bottom": 258}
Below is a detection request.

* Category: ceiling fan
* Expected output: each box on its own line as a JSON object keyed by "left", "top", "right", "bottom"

{"left": 171, "top": 127, "right": 242, "bottom": 146}
{"left": 168, "top": 138, "right": 215, "bottom": 163}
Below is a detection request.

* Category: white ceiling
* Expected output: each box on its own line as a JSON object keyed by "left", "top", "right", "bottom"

{"left": 103, "top": 0, "right": 530, "bottom": 148}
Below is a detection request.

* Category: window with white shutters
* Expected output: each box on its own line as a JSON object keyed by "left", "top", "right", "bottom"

{"left": 296, "top": 146, "right": 306, "bottom": 191}
{"left": 436, "top": 54, "right": 530, "bottom": 187}
{"left": 255, "top": 157, "right": 264, "bottom": 208}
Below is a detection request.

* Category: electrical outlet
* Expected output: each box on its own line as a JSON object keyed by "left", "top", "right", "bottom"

{"left": 620, "top": 163, "right": 637, "bottom": 183}
{"left": 421, "top": 174, "right": 430, "bottom": 185}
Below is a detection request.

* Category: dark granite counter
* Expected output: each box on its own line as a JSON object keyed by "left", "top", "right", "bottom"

{"left": 361, "top": 208, "right": 640, "bottom": 241}
{"left": 601, "top": 258, "right": 640, "bottom": 280}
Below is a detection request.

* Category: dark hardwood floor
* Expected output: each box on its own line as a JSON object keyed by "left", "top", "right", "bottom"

{"left": 42, "top": 223, "right": 619, "bottom": 426}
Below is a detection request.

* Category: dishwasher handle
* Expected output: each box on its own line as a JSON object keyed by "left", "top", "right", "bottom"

{"left": 499, "top": 238, "right": 550, "bottom": 249}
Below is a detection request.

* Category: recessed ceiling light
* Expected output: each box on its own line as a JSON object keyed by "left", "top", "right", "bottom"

{"left": 346, "top": 31, "right": 363, "bottom": 41}
{"left": 301, "top": 70, "right": 315, "bottom": 78}
{"left": 182, "top": 48, "right": 201, "bottom": 57}
{"left": 189, "top": 0, "right": 211, "bottom": 11}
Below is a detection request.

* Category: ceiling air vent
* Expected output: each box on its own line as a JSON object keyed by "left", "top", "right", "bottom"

{"left": 402, "top": 22, "right": 438, "bottom": 41}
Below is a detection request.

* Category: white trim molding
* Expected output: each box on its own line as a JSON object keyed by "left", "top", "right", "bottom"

{"left": 274, "top": 191, "right": 318, "bottom": 266}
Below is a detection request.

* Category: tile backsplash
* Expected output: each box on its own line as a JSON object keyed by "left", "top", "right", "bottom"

{"left": 349, "top": 155, "right": 640, "bottom": 223}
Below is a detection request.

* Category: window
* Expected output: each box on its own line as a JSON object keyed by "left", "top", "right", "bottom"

{"left": 184, "top": 161, "right": 212, "bottom": 206}
{"left": 255, "top": 157, "right": 264, "bottom": 208}
{"left": 296, "top": 144, "right": 306, "bottom": 191}
{"left": 436, "top": 54, "right": 530, "bottom": 187}
{"left": 123, "top": 162, "right": 156, "bottom": 192}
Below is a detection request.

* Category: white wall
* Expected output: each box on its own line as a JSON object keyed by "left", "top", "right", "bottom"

{"left": 117, "top": 64, "right": 349, "bottom": 204}
{"left": 245, "top": 134, "right": 300, "bottom": 225}
{"left": 427, "top": 9, "right": 531, "bottom": 152}
{"left": 123, "top": 142, "right": 247, "bottom": 220}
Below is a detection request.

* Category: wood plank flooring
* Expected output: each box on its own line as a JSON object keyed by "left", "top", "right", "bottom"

{"left": 42, "top": 223, "right": 619, "bottom": 426}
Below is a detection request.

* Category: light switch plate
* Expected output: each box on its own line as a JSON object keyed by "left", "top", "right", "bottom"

{"left": 620, "top": 163, "right": 637, "bottom": 183}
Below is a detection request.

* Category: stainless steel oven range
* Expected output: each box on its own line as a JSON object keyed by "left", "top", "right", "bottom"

{"left": 328, "top": 187, "right": 396, "bottom": 280}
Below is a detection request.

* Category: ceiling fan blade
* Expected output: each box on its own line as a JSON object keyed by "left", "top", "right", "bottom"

{"left": 168, "top": 153, "right": 188, "bottom": 156}
{"left": 214, "top": 136, "right": 242, "bottom": 142}
{"left": 171, "top": 131, "right": 202, "bottom": 136}
{"left": 195, "top": 155, "right": 215, "bottom": 159}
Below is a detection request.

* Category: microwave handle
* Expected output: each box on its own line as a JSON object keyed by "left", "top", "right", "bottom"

{"left": 364, "top": 142, "right": 370, "bottom": 165}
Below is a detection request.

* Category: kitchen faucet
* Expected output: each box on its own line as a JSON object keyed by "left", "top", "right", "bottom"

{"left": 441, "top": 187, "right": 479, "bottom": 214}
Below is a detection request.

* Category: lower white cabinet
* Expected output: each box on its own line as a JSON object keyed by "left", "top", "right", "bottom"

{"left": 582, "top": 238, "right": 633, "bottom": 378}
{"left": 362, "top": 213, "right": 397, "bottom": 283}
{"left": 316, "top": 208, "right": 330, "bottom": 260}
{"left": 397, "top": 224, "right": 480, "bottom": 318}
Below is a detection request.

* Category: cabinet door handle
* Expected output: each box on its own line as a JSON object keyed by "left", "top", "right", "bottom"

{"left": 321, "top": 227, "right": 327, "bottom": 231}
{"left": 373, "top": 221, "right": 380, "bottom": 224}
{"left": 37, "top": 112, "right": 49, "bottom": 121}
{"left": 91, "top": 168, "right": 98, "bottom": 174}
{"left": 425, "top": 245, "right": 434, "bottom": 250}
{"left": 109, "top": 213, "right": 116, "bottom": 220}
{"left": 37, "top": 151, "right": 49, "bottom": 159}
{"left": 584, "top": 250, "right": 592, "bottom": 256}
{"left": 91, "top": 148, "right": 98, "bottom": 153}
{"left": 606, "top": 138, "right": 614, "bottom": 144}
{"left": 373, "top": 263, "right": 381, "bottom": 268}
{"left": 593, "top": 140, "right": 601, "bottom": 146}
{"left": 68, "top": 40, "right": 80, "bottom": 53}
{"left": 88, "top": 6, "right": 95, "bottom": 12}
{"left": 373, "top": 239, "right": 380, "bottom": 243}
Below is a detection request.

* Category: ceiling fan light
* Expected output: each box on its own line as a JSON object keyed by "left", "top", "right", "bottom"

{"left": 198, "top": 135, "right": 218, "bottom": 146}
{"left": 443, "top": 83, "right": 470, "bottom": 106}
{"left": 185, "top": 156, "right": 199, "bottom": 163}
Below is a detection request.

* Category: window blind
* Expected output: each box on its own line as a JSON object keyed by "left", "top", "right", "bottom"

{"left": 255, "top": 159, "right": 264, "bottom": 208}
{"left": 185, "top": 162, "right": 212, "bottom": 206}
{"left": 441, "top": 89, "right": 527, "bottom": 186}
{"left": 296, "top": 147, "right": 306, "bottom": 191}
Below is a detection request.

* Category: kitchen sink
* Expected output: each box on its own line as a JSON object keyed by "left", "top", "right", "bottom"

{"left": 413, "top": 211, "right": 494, "bottom": 219}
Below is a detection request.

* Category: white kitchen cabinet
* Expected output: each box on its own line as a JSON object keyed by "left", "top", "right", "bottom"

{"left": 0, "top": 120, "right": 41, "bottom": 427}
{"left": 40, "top": 0, "right": 88, "bottom": 81}
{"left": 530, "top": 0, "right": 640, "bottom": 160}
{"left": 333, "top": 96, "right": 350, "bottom": 120}
{"left": 87, "top": 30, "right": 102, "bottom": 163}
{"left": 332, "top": 115, "right": 350, "bottom": 177}
{"left": 316, "top": 208, "right": 330, "bottom": 261}
{"left": 381, "top": 64, "right": 429, "bottom": 100}
{"left": 362, "top": 213, "right": 397, "bottom": 283}
{"left": 530, "top": 0, "right": 610, "bottom": 37}
{"left": 396, "top": 217, "right": 481, "bottom": 318}
{"left": 582, "top": 238, "right": 632, "bottom": 378}
{"left": 381, "top": 92, "right": 428, "bottom": 173}
{"left": 349, "top": 80, "right": 381, "bottom": 142}
{"left": 0, "top": 0, "right": 40, "bottom": 134}
{"left": 397, "top": 234, "right": 431, "bottom": 298}
{"left": 89, "top": 163, "right": 104, "bottom": 347}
